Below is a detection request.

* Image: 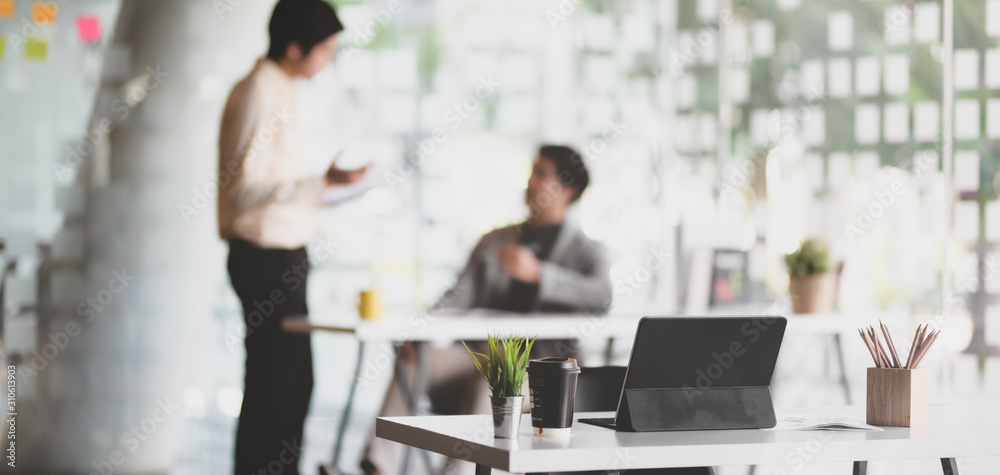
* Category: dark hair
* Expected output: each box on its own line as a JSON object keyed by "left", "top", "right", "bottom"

{"left": 267, "top": 0, "right": 344, "bottom": 61}
{"left": 538, "top": 145, "right": 589, "bottom": 202}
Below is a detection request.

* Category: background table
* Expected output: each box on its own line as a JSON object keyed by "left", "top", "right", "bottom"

{"left": 376, "top": 405, "right": 1000, "bottom": 474}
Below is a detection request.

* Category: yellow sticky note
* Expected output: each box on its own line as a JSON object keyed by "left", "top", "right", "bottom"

{"left": 32, "top": 1, "right": 57, "bottom": 25}
{"left": 0, "top": 37, "right": 5, "bottom": 60}
{"left": 25, "top": 38, "right": 47, "bottom": 60}
{"left": 0, "top": 0, "right": 15, "bottom": 18}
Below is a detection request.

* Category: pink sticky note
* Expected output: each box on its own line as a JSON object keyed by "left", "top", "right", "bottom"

{"left": 77, "top": 15, "right": 101, "bottom": 43}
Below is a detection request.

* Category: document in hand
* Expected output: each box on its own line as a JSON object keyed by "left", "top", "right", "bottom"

{"left": 322, "top": 166, "right": 381, "bottom": 204}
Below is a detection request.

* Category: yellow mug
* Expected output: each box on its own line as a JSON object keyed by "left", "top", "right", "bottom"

{"left": 358, "top": 289, "right": 383, "bottom": 321}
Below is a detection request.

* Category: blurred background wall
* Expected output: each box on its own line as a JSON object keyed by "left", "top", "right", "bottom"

{"left": 2, "top": 0, "right": 1000, "bottom": 473}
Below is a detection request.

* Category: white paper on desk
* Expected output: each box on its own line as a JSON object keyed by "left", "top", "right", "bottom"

{"left": 769, "top": 415, "right": 884, "bottom": 432}
{"left": 955, "top": 49, "right": 980, "bottom": 91}
{"left": 987, "top": 49, "right": 1000, "bottom": 89}
{"left": 322, "top": 167, "right": 381, "bottom": 204}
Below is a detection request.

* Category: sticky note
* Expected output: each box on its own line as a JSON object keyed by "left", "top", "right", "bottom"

{"left": 914, "top": 2, "right": 940, "bottom": 43}
{"left": 884, "top": 103, "right": 909, "bottom": 143}
{"left": 828, "top": 58, "right": 852, "bottom": 98}
{"left": 32, "top": 1, "right": 57, "bottom": 25}
{"left": 828, "top": 152, "right": 852, "bottom": 186}
{"left": 804, "top": 153, "right": 824, "bottom": 189}
{"left": 800, "top": 60, "right": 824, "bottom": 96}
{"left": 855, "top": 56, "right": 880, "bottom": 96}
{"left": 988, "top": 0, "right": 1000, "bottom": 38}
{"left": 0, "top": 0, "right": 14, "bottom": 18}
{"left": 884, "top": 6, "right": 910, "bottom": 45}
{"left": 955, "top": 100, "right": 981, "bottom": 140}
{"left": 77, "top": 15, "right": 101, "bottom": 43}
{"left": 855, "top": 152, "right": 880, "bottom": 181}
{"left": 986, "top": 49, "right": 1000, "bottom": 89}
{"left": 730, "top": 67, "right": 749, "bottom": 103}
{"left": 988, "top": 99, "right": 1000, "bottom": 139}
{"left": 954, "top": 49, "right": 979, "bottom": 91}
{"left": 954, "top": 150, "right": 980, "bottom": 191}
{"left": 0, "top": 36, "right": 4, "bottom": 60}
{"left": 855, "top": 104, "right": 881, "bottom": 144}
{"left": 24, "top": 38, "right": 48, "bottom": 60}
{"left": 802, "top": 109, "right": 825, "bottom": 145}
{"left": 750, "top": 109, "right": 769, "bottom": 145}
{"left": 884, "top": 54, "right": 910, "bottom": 95}
{"left": 697, "top": 0, "right": 717, "bottom": 22}
{"left": 828, "top": 11, "right": 853, "bottom": 51}
{"left": 987, "top": 201, "right": 1000, "bottom": 241}
{"left": 753, "top": 20, "right": 774, "bottom": 57}
{"left": 914, "top": 102, "right": 940, "bottom": 141}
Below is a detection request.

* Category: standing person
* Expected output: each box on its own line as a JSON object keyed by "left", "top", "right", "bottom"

{"left": 218, "top": 1, "right": 366, "bottom": 474}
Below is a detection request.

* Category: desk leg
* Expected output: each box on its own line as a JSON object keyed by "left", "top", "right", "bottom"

{"left": 475, "top": 463, "right": 491, "bottom": 475}
{"left": 941, "top": 457, "right": 960, "bottom": 475}
{"left": 833, "top": 334, "right": 852, "bottom": 405}
{"left": 604, "top": 337, "right": 615, "bottom": 365}
{"left": 331, "top": 340, "right": 366, "bottom": 470}
{"left": 396, "top": 343, "right": 435, "bottom": 475}
{"left": 852, "top": 461, "right": 867, "bottom": 475}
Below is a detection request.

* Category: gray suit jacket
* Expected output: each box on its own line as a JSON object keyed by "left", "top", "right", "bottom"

{"left": 435, "top": 216, "right": 613, "bottom": 315}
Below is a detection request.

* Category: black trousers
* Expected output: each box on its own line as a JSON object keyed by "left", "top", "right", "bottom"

{"left": 228, "top": 239, "right": 313, "bottom": 475}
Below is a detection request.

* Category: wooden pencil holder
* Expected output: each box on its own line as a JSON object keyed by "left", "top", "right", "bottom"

{"left": 866, "top": 367, "right": 929, "bottom": 427}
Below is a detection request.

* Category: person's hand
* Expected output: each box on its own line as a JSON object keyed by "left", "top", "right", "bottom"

{"left": 325, "top": 161, "right": 369, "bottom": 185}
{"left": 496, "top": 244, "right": 541, "bottom": 284}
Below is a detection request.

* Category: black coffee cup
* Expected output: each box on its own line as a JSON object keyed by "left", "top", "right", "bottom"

{"left": 527, "top": 357, "right": 581, "bottom": 436}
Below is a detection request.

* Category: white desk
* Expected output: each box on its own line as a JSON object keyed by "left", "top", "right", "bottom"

{"left": 376, "top": 406, "right": 1000, "bottom": 474}
{"left": 285, "top": 311, "right": 908, "bottom": 472}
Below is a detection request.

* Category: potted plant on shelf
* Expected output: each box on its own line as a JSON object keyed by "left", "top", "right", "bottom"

{"left": 785, "top": 238, "right": 835, "bottom": 314}
{"left": 464, "top": 333, "right": 535, "bottom": 438}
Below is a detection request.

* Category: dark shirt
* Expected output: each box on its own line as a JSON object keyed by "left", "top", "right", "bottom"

{"left": 495, "top": 223, "right": 563, "bottom": 313}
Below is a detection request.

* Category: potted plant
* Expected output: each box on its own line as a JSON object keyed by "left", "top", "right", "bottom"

{"left": 464, "top": 333, "right": 535, "bottom": 438}
{"left": 784, "top": 238, "right": 836, "bottom": 314}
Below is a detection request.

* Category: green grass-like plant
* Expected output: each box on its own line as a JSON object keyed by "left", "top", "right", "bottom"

{"left": 463, "top": 333, "right": 536, "bottom": 398}
{"left": 785, "top": 238, "right": 832, "bottom": 277}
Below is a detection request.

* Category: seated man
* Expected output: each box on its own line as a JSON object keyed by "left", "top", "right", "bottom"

{"left": 362, "top": 145, "right": 612, "bottom": 475}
